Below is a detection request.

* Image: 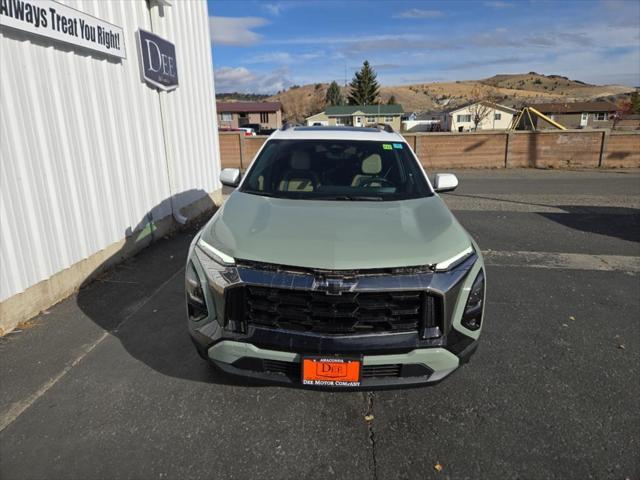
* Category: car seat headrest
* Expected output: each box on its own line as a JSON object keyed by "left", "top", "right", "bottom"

{"left": 290, "top": 151, "right": 311, "bottom": 170}
{"left": 361, "top": 154, "right": 382, "bottom": 175}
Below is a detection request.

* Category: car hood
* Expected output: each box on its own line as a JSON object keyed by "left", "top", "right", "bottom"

{"left": 202, "top": 192, "right": 471, "bottom": 270}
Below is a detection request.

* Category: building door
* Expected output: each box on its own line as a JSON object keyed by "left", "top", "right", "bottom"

{"left": 354, "top": 116, "right": 362, "bottom": 127}
{"left": 580, "top": 113, "right": 588, "bottom": 128}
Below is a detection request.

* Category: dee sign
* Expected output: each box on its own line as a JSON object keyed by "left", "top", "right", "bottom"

{"left": 137, "top": 29, "right": 178, "bottom": 91}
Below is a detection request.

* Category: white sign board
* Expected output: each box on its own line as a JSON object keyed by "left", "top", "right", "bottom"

{"left": 0, "top": 0, "right": 126, "bottom": 59}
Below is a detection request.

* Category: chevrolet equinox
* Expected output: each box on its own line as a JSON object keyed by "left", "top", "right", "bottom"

{"left": 186, "top": 125, "right": 485, "bottom": 388}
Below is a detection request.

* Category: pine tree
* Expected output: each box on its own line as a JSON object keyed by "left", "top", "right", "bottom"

{"left": 325, "top": 81, "right": 344, "bottom": 106}
{"left": 632, "top": 90, "right": 640, "bottom": 114}
{"left": 387, "top": 95, "right": 396, "bottom": 105}
{"left": 348, "top": 61, "right": 380, "bottom": 105}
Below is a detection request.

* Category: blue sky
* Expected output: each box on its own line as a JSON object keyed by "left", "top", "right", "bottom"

{"left": 207, "top": 0, "right": 640, "bottom": 93}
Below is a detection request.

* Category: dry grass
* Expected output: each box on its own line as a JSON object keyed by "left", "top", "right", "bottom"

{"left": 267, "top": 73, "right": 634, "bottom": 120}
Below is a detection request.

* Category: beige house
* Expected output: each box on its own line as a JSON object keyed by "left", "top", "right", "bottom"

{"left": 306, "top": 105, "right": 404, "bottom": 131}
{"left": 447, "top": 102, "right": 517, "bottom": 132}
{"left": 217, "top": 102, "right": 282, "bottom": 131}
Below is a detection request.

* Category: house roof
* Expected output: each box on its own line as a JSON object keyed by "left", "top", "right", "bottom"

{"left": 325, "top": 104, "right": 404, "bottom": 116}
{"left": 414, "top": 111, "right": 446, "bottom": 120}
{"left": 216, "top": 102, "right": 282, "bottom": 113}
{"left": 306, "top": 111, "right": 328, "bottom": 120}
{"left": 447, "top": 101, "right": 518, "bottom": 115}
{"left": 529, "top": 101, "right": 616, "bottom": 114}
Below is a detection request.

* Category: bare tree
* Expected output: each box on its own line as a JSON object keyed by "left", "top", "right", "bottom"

{"left": 283, "top": 93, "right": 307, "bottom": 124}
{"left": 468, "top": 87, "right": 498, "bottom": 131}
{"left": 309, "top": 85, "right": 326, "bottom": 116}
{"left": 468, "top": 102, "right": 493, "bottom": 131}
{"left": 611, "top": 98, "right": 632, "bottom": 130}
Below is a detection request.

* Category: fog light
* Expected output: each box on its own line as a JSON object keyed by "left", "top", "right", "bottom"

{"left": 462, "top": 269, "right": 484, "bottom": 331}
{"left": 186, "top": 261, "right": 208, "bottom": 321}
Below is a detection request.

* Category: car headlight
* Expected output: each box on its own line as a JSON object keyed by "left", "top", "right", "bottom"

{"left": 191, "top": 235, "right": 241, "bottom": 329}
{"left": 461, "top": 269, "right": 485, "bottom": 331}
{"left": 186, "top": 261, "right": 208, "bottom": 321}
{"left": 197, "top": 237, "right": 235, "bottom": 266}
{"left": 434, "top": 246, "right": 474, "bottom": 271}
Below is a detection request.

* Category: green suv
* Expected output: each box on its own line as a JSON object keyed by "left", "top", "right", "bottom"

{"left": 186, "top": 126, "right": 485, "bottom": 388}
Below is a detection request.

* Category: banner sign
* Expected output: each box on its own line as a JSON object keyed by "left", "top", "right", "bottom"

{"left": 137, "top": 29, "right": 178, "bottom": 91}
{"left": 0, "top": 0, "right": 125, "bottom": 59}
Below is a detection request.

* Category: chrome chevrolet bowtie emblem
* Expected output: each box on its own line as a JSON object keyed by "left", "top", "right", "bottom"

{"left": 313, "top": 277, "right": 357, "bottom": 295}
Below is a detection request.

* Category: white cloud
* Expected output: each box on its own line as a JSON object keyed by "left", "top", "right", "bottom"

{"left": 484, "top": 1, "right": 513, "bottom": 8}
{"left": 393, "top": 9, "right": 444, "bottom": 19}
{"left": 214, "top": 66, "right": 293, "bottom": 93}
{"left": 209, "top": 17, "right": 268, "bottom": 46}
{"left": 247, "top": 51, "right": 324, "bottom": 64}
{"left": 214, "top": 66, "right": 255, "bottom": 86}
{"left": 248, "top": 52, "right": 293, "bottom": 64}
{"left": 263, "top": 3, "right": 283, "bottom": 15}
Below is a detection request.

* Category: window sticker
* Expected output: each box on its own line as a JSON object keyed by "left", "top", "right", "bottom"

{"left": 393, "top": 143, "right": 403, "bottom": 149}
{"left": 382, "top": 144, "right": 393, "bottom": 150}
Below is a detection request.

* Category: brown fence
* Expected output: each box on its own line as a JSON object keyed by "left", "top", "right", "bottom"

{"left": 219, "top": 130, "right": 640, "bottom": 171}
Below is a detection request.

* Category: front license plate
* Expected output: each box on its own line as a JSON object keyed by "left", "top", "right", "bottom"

{"left": 302, "top": 356, "right": 362, "bottom": 387}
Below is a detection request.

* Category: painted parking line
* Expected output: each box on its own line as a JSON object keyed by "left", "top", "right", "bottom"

{"left": 483, "top": 250, "right": 640, "bottom": 273}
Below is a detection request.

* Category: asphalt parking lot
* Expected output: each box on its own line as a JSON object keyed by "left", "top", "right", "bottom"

{"left": 1, "top": 169, "right": 638, "bottom": 480}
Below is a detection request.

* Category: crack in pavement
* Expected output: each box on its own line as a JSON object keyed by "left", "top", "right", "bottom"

{"left": 364, "top": 391, "right": 378, "bottom": 480}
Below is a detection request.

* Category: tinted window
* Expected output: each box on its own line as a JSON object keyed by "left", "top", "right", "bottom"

{"left": 240, "top": 139, "right": 432, "bottom": 201}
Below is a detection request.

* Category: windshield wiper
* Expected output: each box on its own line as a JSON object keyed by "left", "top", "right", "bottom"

{"left": 315, "top": 195, "right": 384, "bottom": 201}
{"left": 242, "top": 190, "right": 280, "bottom": 198}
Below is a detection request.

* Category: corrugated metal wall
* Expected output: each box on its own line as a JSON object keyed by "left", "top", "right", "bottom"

{"left": 0, "top": 0, "right": 220, "bottom": 301}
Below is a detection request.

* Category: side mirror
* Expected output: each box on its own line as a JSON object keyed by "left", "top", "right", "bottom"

{"left": 433, "top": 173, "right": 458, "bottom": 193}
{"left": 220, "top": 168, "right": 241, "bottom": 187}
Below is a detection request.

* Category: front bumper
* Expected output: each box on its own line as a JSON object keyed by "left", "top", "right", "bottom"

{"left": 187, "top": 234, "right": 485, "bottom": 388}
{"left": 205, "top": 339, "right": 478, "bottom": 388}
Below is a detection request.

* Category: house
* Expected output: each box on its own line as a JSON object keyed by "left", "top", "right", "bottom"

{"left": 306, "top": 104, "right": 405, "bottom": 131}
{"left": 402, "top": 111, "right": 447, "bottom": 132}
{"left": 528, "top": 101, "right": 617, "bottom": 129}
{"left": 447, "top": 102, "right": 518, "bottom": 132}
{"left": 216, "top": 102, "right": 282, "bottom": 131}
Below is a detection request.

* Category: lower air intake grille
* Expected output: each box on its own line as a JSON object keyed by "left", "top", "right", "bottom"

{"left": 262, "top": 360, "right": 404, "bottom": 378}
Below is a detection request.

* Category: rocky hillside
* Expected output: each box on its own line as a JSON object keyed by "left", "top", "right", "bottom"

{"left": 263, "top": 73, "right": 633, "bottom": 122}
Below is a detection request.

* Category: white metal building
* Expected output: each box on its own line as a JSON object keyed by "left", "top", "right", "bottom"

{"left": 0, "top": 0, "right": 221, "bottom": 333}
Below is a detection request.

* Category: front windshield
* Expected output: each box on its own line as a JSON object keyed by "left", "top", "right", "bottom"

{"left": 240, "top": 139, "right": 432, "bottom": 201}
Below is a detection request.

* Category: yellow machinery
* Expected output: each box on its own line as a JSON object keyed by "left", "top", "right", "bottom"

{"left": 510, "top": 106, "right": 566, "bottom": 130}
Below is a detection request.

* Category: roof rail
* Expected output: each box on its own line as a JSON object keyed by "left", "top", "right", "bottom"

{"left": 375, "top": 123, "right": 394, "bottom": 133}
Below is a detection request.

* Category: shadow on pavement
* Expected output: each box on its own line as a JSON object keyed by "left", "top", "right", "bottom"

{"left": 449, "top": 192, "right": 640, "bottom": 243}
{"left": 538, "top": 205, "right": 640, "bottom": 244}
{"left": 75, "top": 189, "right": 258, "bottom": 386}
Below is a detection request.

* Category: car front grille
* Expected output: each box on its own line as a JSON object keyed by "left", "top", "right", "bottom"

{"left": 227, "top": 285, "right": 442, "bottom": 335}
